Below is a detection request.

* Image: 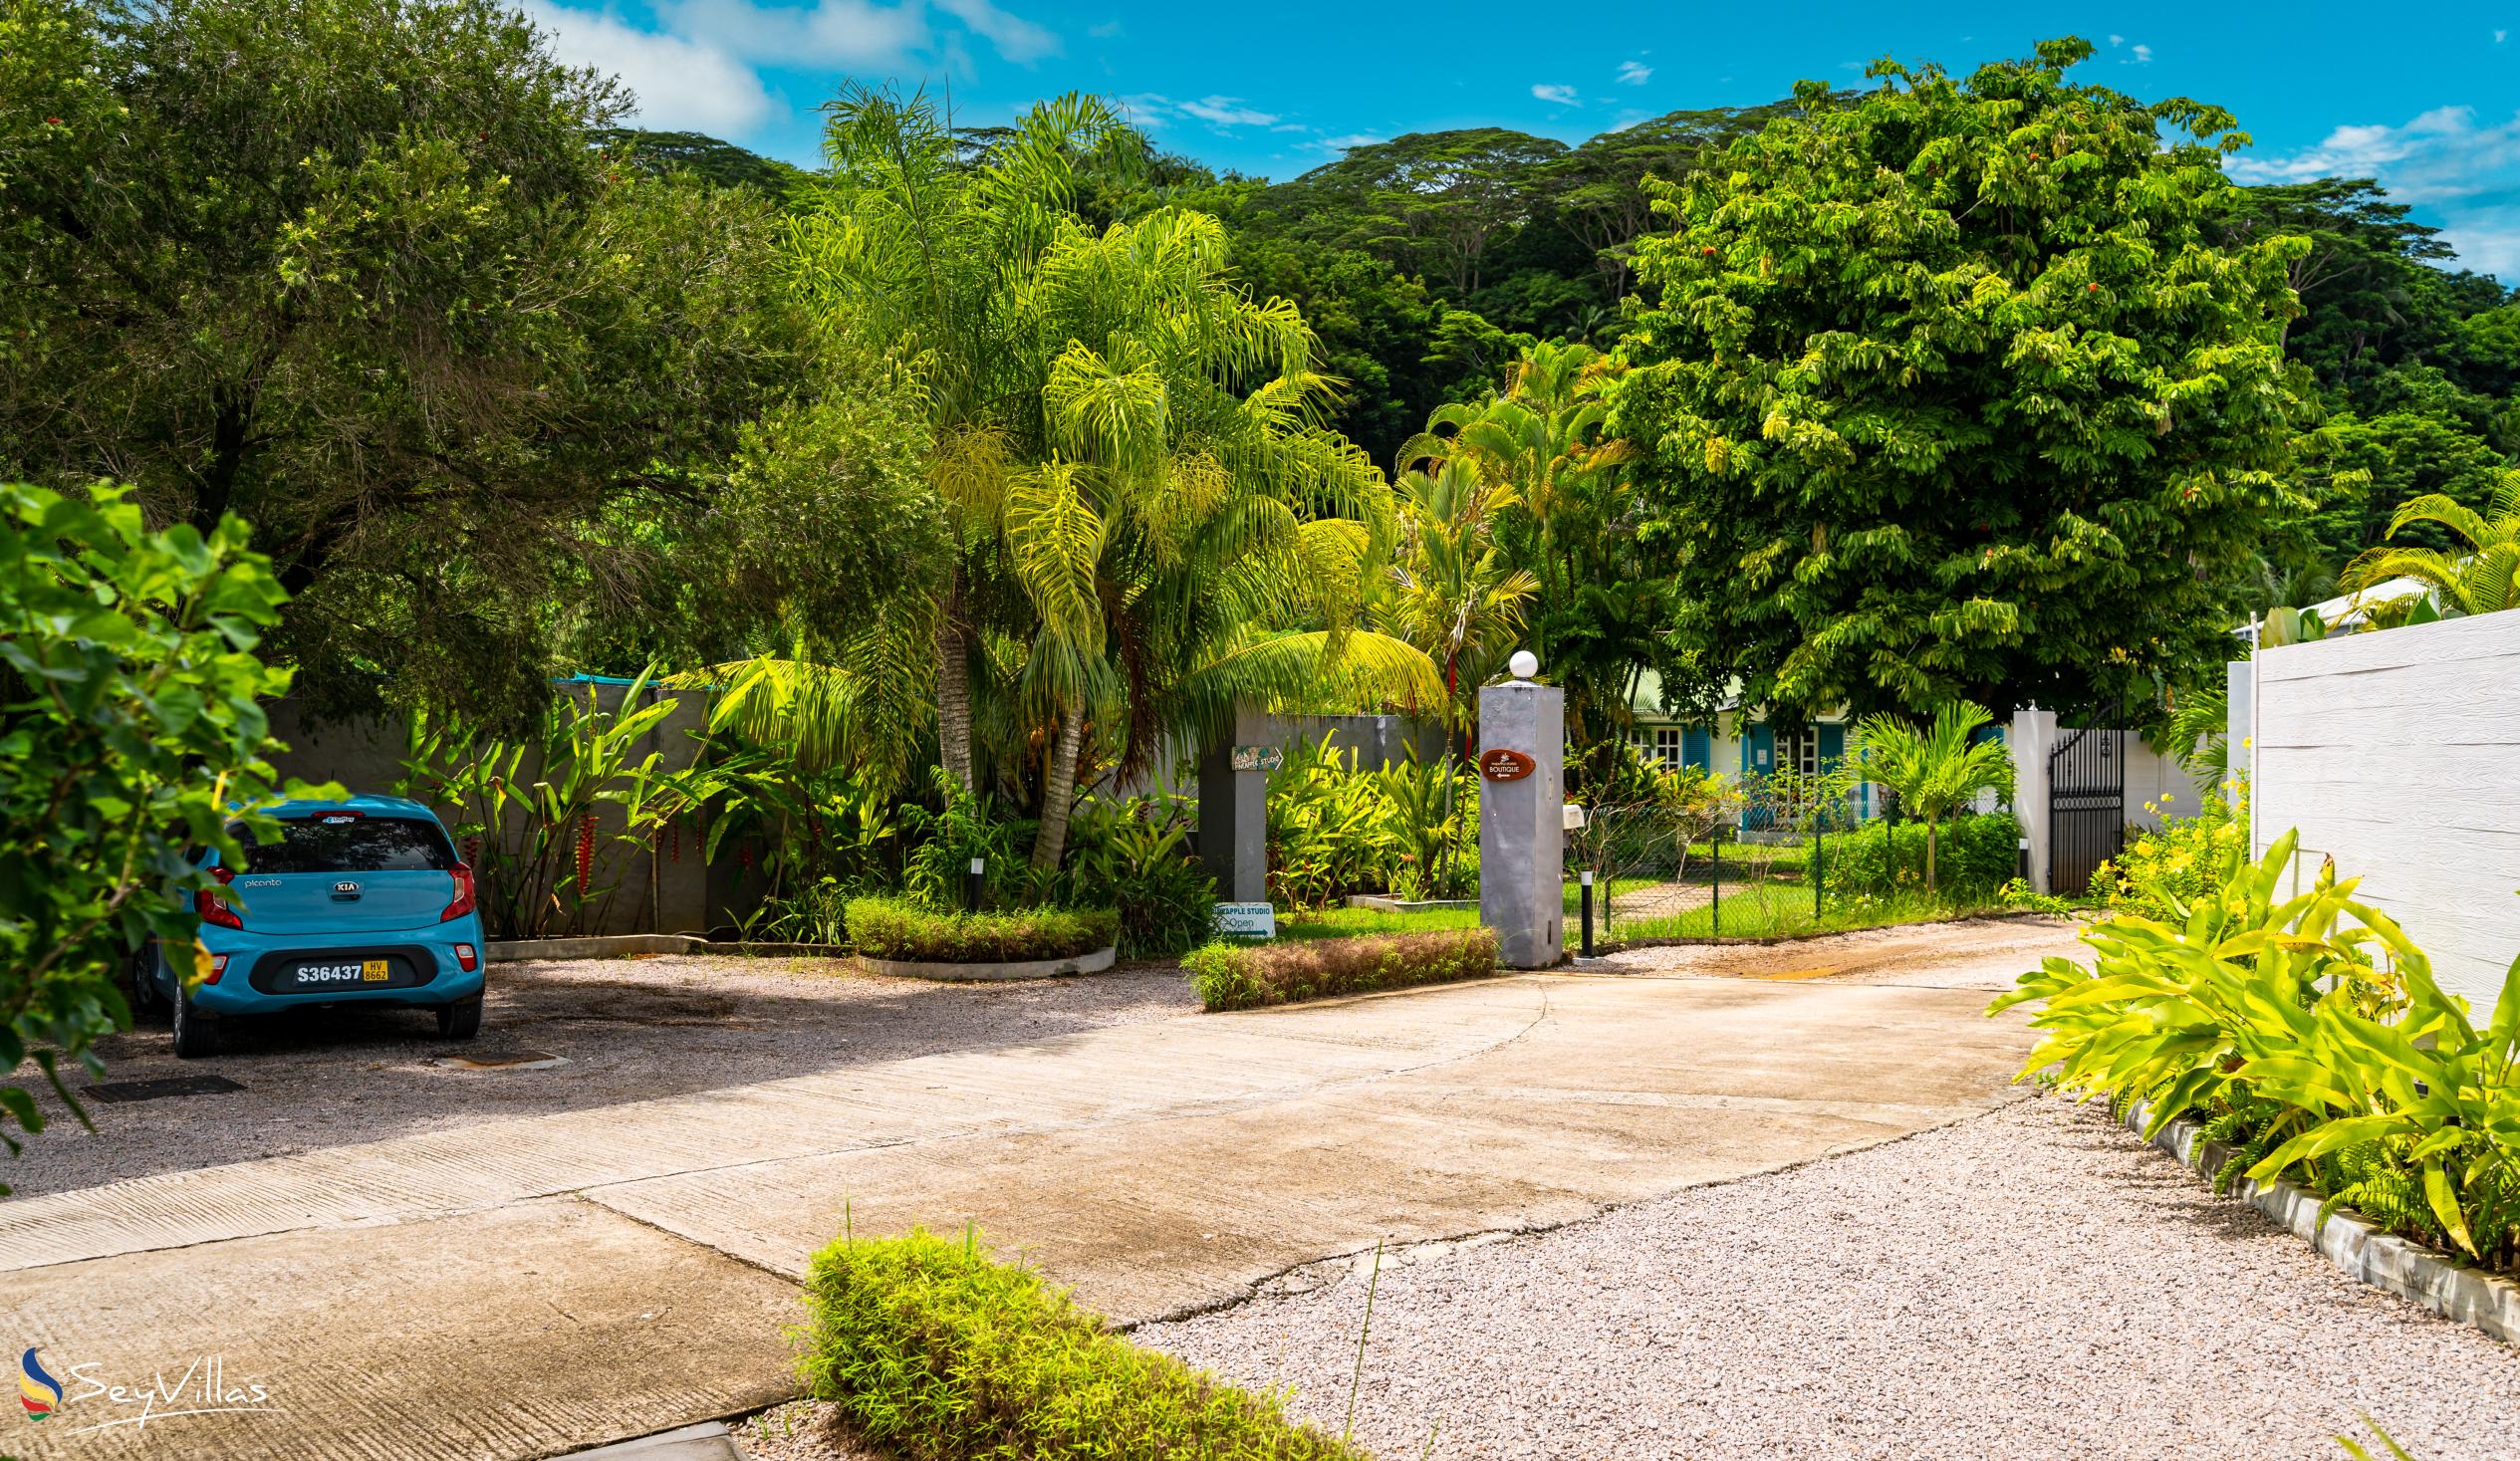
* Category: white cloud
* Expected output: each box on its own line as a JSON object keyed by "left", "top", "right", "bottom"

{"left": 2232, "top": 106, "right": 2520, "bottom": 278}
{"left": 2130, "top": 43, "right": 2153, "bottom": 63}
{"left": 2108, "top": 32, "right": 2124, "bottom": 45}
{"left": 1124, "top": 94, "right": 1281, "bottom": 131}
{"left": 2499, "top": 28, "right": 2510, "bottom": 43}
{"left": 932, "top": 0, "right": 1060, "bottom": 64}
{"left": 2227, "top": 106, "right": 2519, "bottom": 193}
{"left": 1532, "top": 83, "right": 1581, "bottom": 107}
{"left": 652, "top": 0, "right": 928, "bottom": 68}
{"left": 1179, "top": 96, "right": 1280, "bottom": 127}
{"left": 521, "top": 0, "right": 776, "bottom": 134}
{"left": 1317, "top": 132, "right": 1383, "bottom": 152}
{"left": 1088, "top": 18, "right": 1123, "bottom": 38}
{"left": 1616, "top": 60, "right": 1652, "bottom": 86}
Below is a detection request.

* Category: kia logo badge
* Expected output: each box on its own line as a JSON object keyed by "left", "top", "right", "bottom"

{"left": 334, "top": 880, "right": 361, "bottom": 894}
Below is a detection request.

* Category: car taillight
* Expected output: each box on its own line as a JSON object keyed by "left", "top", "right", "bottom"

{"left": 198, "top": 866, "right": 243, "bottom": 930}
{"left": 442, "top": 862, "right": 477, "bottom": 922}
{"left": 203, "top": 953, "right": 229, "bottom": 985}
{"left": 454, "top": 943, "right": 478, "bottom": 972}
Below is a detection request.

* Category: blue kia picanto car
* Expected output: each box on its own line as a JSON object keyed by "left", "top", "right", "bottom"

{"left": 135, "top": 795, "right": 489, "bottom": 1058}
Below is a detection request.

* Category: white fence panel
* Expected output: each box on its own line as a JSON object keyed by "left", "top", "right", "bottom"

{"left": 2250, "top": 612, "right": 2520, "bottom": 1006}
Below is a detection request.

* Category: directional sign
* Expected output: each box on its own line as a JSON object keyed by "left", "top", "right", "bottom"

{"left": 1229, "top": 745, "right": 1285, "bottom": 772}
{"left": 1214, "top": 901, "right": 1276, "bottom": 938}
{"left": 1478, "top": 748, "right": 1537, "bottom": 783}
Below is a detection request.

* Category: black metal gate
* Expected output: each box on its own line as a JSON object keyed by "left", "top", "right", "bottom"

{"left": 2048, "top": 708, "right": 2125, "bottom": 897}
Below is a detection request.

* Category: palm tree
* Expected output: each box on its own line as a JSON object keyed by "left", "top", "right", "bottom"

{"left": 1850, "top": 700, "right": 2015, "bottom": 891}
{"left": 1381, "top": 456, "right": 1537, "bottom": 739}
{"left": 2341, "top": 475, "right": 2520, "bottom": 616}
{"left": 790, "top": 86, "right": 1138, "bottom": 793}
{"left": 1392, "top": 341, "right": 1643, "bottom": 745}
{"left": 765, "top": 106, "right": 1441, "bottom": 873}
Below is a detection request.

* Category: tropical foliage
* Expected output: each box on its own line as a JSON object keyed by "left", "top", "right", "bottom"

{"left": 1849, "top": 702, "right": 2015, "bottom": 889}
{"left": 2340, "top": 475, "right": 2520, "bottom": 616}
{"left": 1997, "top": 829, "right": 2520, "bottom": 1274}
{"left": 0, "top": 483, "right": 327, "bottom": 1189}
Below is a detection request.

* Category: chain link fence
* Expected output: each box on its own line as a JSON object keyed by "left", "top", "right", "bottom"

{"left": 1564, "top": 771, "right": 1865, "bottom": 946}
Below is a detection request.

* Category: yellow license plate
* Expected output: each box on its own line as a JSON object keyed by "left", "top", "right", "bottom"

{"left": 362, "top": 959, "right": 389, "bottom": 982}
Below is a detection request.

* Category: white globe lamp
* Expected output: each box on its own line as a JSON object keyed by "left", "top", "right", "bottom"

{"left": 1508, "top": 649, "right": 1539, "bottom": 681}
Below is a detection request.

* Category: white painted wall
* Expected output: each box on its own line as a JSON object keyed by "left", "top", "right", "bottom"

{"left": 2250, "top": 612, "right": 2520, "bottom": 1007}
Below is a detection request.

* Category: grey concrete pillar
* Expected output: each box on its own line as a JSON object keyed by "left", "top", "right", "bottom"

{"left": 1478, "top": 676, "right": 1564, "bottom": 968}
{"left": 1197, "top": 708, "right": 1270, "bottom": 904}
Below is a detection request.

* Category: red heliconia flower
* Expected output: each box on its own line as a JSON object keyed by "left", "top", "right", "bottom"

{"left": 576, "top": 814, "right": 596, "bottom": 888}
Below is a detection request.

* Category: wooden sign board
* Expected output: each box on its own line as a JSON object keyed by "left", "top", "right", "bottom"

{"left": 1478, "top": 748, "right": 1537, "bottom": 783}
{"left": 1229, "top": 745, "right": 1285, "bottom": 773}
{"left": 1214, "top": 901, "right": 1276, "bottom": 938}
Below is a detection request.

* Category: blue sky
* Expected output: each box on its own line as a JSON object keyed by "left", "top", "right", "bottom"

{"left": 522, "top": 0, "right": 2520, "bottom": 277}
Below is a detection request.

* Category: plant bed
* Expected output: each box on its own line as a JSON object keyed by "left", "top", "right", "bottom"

{"left": 1184, "top": 927, "right": 1500, "bottom": 1012}
{"left": 1343, "top": 893, "right": 1479, "bottom": 913}
{"left": 844, "top": 897, "right": 1120, "bottom": 982}
{"left": 799, "top": 1226, "right": 1370, "bottom": 1460}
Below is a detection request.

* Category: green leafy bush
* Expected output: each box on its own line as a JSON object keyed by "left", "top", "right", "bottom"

{"left": 1993, "top": 828, "right": 2520, "bottom": 1273}
{"left": 2091, "top": 787, "right": 2247, "bottom": 922}
{"left": 846, "top": 897, "right": 1117, "bottom": 964}
{"left": 1068, "top": 792, "right": 1218, "bottom": 958}
{"left": 1184, "top": 928, "right": 1500, "bottom": 1012}
{"left": 800, "top": 1227, "right": 1369, "bottom": 1460}
{"left": 1995, "top": 878, "right": 2077, "bottom": 916}
{"left": 0, "top": 483, "right": 329, "bottom": 1188}
{"left": 1815, "top": 812, "right": 2020, "bottom": 899}
{"left": 1262, "top": 738, "right": 1480, "bottom": 908}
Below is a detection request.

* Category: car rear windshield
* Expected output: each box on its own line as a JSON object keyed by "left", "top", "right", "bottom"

{"left": 232, "top": 816, "right": 457, "bottom": 874}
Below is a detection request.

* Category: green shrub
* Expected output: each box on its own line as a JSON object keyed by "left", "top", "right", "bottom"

{"left": 1815, "top": 811, "right": 2020, "bottom": 899}
{"left": 1184, "top": 928, "right": 1500, "bottom": 1012}
{"left": 1993, "top": 828, "right": 2520, "bottom": 1275}
{"left": 1068, "top": 792, "right": 1218, "bottom": 958}
{"left": 2091, "top": 789, "right": 2247, "bottom": 922}
{"left": 846, "top": 897, "right": 1117, "bottom": 963}
{"left": 0, "top": 482, "right": 327, "bottom": 1190}
{"left": 800, "top": 1227, "right": 1370, "bottom": 1460}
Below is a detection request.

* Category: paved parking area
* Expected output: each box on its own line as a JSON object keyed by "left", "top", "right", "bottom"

{"left": 11, "top": 955, "right": 1194, "bottom": 1196}
{"left": 3, "top": 923, "right": 2074, "bottom": 1460}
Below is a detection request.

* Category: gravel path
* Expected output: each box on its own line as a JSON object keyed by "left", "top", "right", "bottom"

{"left": 10, "top": 954, "right": 1196, "bottom": 1195}
{"left": 1142, "top": 1096, "right": 2520, "bottom": 1461}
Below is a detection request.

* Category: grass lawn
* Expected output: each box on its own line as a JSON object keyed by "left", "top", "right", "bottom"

{"left": 1603, "top": 883, "right": 1988, "bottom": 941}
{"left": 1273, "top": 881, "right": 1993, "bottom": 946}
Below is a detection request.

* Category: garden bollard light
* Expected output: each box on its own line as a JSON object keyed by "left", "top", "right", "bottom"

{"left": 2018, "top": 837, "right": 2031, "bottom": 888}
{"left": 1711, "top": 830, "right": 1722, "bottom": 938}
{"left": 1580, "top": 869, "right": 1595, "bottom": 957}
{"left": 1813, "top": 828, "right": 1824, "bottom": 923}
{"left": 966, "top": 856, "right": 985, "bottom": 915}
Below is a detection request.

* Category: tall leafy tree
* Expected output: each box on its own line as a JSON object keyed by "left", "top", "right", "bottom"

{"left": 1615, "top": 39, "right": 2308, "bottom": 722}
{"left": 0, "top": 0, "right": 810, "bottom": 720}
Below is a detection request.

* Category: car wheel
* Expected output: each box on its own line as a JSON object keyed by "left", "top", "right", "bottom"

{"left": 127, "top": 943, "right": 167, "bottom": 1026}
{"left": 170, "top": 986, "right": 218, "bottom": 1059}
{"left": 436, "top": 996, "right": 483, "bottom": 1041}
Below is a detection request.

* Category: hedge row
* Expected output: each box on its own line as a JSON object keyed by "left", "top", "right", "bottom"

{"left": 1812, "top": 811, "right": 2021, "bottom": 899}
{"left": 800, "top": 1227, "right": 1370, "bottom": 1459}
{"left": 845, "top": 896, "right": 1119, "bottom": 963}
{"left": 1183, "top": 928, "right": 1500, "bottom": 1012}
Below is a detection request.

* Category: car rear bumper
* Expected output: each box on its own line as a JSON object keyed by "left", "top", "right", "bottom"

{"left": 176, "top": 922, "right": 486, "bottom": 1015}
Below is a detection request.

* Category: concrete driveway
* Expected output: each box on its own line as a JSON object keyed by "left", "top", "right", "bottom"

{"left": 0, "top": 919, "right": 2076, "bottom": 1460}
